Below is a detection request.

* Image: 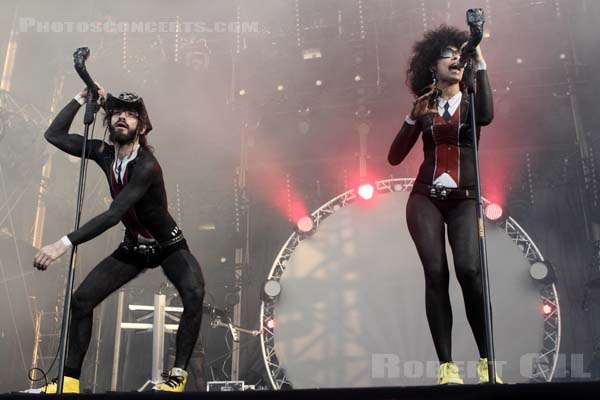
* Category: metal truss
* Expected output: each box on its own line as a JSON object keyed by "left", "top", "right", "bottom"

{"left": 260, "top": 178, "right": 561, "bottom": 388}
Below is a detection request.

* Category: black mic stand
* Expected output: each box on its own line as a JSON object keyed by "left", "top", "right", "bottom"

{"left": 56, "top": 78, "right": 99, "bottom": 394}
{"left": 464, "top": 58, "right": 497, "bottom": 384}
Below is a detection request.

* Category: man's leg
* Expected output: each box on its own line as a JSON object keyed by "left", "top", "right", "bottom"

{"left": 160, "top": 248, "right": 205, "bottom": 369}
{"left": 65, "top": 255, "right": 142, "bottom": 379}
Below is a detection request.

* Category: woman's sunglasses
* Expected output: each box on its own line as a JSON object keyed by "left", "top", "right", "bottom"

{"left": 439, "top": 48, "right": 460, "bottom": 59}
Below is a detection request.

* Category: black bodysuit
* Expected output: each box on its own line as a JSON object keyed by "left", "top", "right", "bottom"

{"left": 45, "top": 99, "right": 180, "bottom": 246}
{"left": 387, "top": 70, "right": 494, "bottom": 363}
{"left": 44, "top": 99, "right": 205, "bottom": 379}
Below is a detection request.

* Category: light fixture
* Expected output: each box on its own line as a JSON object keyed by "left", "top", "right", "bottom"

{"left": 484, "top": 203, "right": 503, "bottom": 221}
{"left": 357, "top": 183, "right": 375, "bottom": 200}
{"left": 296, "top": 216, "right": 314, "bottom": 234}
{"left": 529, "top": 260, "right": 556, "bottom": 284}
{"left": 261, "top": 279, "right": 282, "bottom": 301}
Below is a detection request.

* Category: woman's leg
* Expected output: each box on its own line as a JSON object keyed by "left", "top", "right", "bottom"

{"left": 161, "top": 248, "right": 205, "bottom": 369}
{"left": 406, "top": 194, "right": 453, "bottom": 362}
{"left": 446, "top": 199, "right": 487, "bottom": 358}
{"left": 65, "top": 255, "right": 142, "bottom": 378}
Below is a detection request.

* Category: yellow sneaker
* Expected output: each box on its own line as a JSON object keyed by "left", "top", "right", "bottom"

{"left": 23, "top": 376, "right": 80, "bottom": 394}
{"left": 152, "top": 367, "right": 187, "bottom": 392}
{"left": 438, "top": 362, "right": 463, "bottom": 384}
{"left": 477, "top": 357, "right": 503, "bottom": 384}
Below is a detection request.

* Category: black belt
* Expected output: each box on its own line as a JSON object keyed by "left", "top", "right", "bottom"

{"left": 123, "top": 233, "right": 184, "bottom": 255}
{"left": 412, "top": 181, "right": 477, "bottom": 200}
{"left": 160, "top": 233, "right": 185, "bottom": 248}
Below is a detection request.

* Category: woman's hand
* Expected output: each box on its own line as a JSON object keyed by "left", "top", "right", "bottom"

{"left": 410, "top": 85, "right": 438, "bottom": 120}
{"left": 460, "top": 42, "right": 485, "bottom": 66}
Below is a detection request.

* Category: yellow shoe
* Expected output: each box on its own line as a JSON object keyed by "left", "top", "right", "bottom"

{"left": 23, "top": 376, "right": 80, "bottom": 394}
{"left": 477, "top": 358, "right": 503, "bottom": 384}
{"left": 152, "top": 367, "right": 187, "bottom": 392}
{"left": 438, "top": 362, "right": 463, "bottom": 384}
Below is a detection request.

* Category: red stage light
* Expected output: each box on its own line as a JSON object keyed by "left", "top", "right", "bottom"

{"left": 542, "top": 304, "right": 553, "bottom": 316}
{"left": 296, "top": 216, "right": 314, "bottom": 233}
{"left": 357, "top": 183, "right": 375, "bottom": 200}
{"left": 265, "top": 318, "right": 276, "bottom": 330}
{"left": 485, "top": 203, "right": 503, "bottom": 220}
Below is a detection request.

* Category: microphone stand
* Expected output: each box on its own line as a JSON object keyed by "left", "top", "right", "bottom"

{"left": 56, "top": 49, "right": 99, "bottom": 394}
{"left": 464, "top": 58, "right": 497, "bottom": 384}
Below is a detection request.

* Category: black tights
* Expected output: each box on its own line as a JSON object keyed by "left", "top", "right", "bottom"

{"left": 64, "top": 248, "right": 205, "bottom": 378}
{"left": 406, "top": 193, "right": 487, "bottom": 363}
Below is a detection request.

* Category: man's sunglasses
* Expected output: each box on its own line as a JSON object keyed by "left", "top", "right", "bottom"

{"left": 110, "top": 109, "right": 140, "bottom": 118}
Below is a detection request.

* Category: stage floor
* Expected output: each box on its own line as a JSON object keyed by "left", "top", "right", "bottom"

{"left": 4, "top": 381, "right": 599, "bottom": 399}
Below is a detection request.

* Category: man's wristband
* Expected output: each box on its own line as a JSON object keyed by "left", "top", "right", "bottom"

{"left": 61, "top": 235, "right": 73, "bottom": 248}
{"left": 74, "top": 94, "right": 86, "bottom": 105}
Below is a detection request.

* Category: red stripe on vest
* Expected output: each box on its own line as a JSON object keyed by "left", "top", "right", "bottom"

{"left": 432, "top": 109, "right": 460, "bottom": 184}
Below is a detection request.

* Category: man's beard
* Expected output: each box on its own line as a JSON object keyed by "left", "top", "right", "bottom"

{"left": 109, "top": 124, "right": 137, "bottom": 145}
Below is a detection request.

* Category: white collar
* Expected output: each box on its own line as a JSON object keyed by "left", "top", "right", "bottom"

{"left": 437, "top": 91, "right": 462, "bottom": 117}
{"left": 113, "top": 144, "right": 140, "bottom": 181}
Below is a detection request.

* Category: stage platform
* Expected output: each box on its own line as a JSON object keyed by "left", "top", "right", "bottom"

{"left": 3, "top": 381, "right": 599, "bottom": 399}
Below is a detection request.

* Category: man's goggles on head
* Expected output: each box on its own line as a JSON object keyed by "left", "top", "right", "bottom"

{"left": 439, "top": 47, "right": 460, "bottom": 59}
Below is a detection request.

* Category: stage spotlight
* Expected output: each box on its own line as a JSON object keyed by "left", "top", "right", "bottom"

{"left": 277, "top": 84, "right": 285, "bottom": 92}
{"left": 529, "top": 260, "right": 556, "bottom": 284}
{"left": 484, "top": 203, "right": 503, "bottom": 221}
{"left": 542, "top": 303, "right": 554, "bottom": 316}
{"left": 265, "top": 317, "right": 276, "bottom": 330}
{"left": 354, "top": 75, "right": 362, "bottom": 82}
{"left": 296, "top": 216, "right": 314, "bottom": 234}
{"left": 315, "top": 79, "right": 323, "bottom": 87}
{"left": 261, "top": 279, "right": 282, "bottom": 301}
{"left": 239, "top": 89, "right": 247, "bottom": 96}
{"left": 357, "top": 183, "right": 375, "bottom": 201}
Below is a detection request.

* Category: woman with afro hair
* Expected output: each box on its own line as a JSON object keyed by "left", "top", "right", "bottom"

{"left": 388, "top": 25, "right": 499, "bottom": 384}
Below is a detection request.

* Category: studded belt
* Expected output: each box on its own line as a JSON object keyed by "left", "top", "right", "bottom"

{"left": 412, "top": 181, "right": 477, "bottom": 200}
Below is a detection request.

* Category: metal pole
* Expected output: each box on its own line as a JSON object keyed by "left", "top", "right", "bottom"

{"left": 152, "top": 294, "right": 166, "bottom": 383}
{"left": 56, "top": 53, "right": 99, "bottom": 391}
{"left": 29, "top": 311, "right": 43, "bottom": 389}
{"left": 111, "top": 289, "right": 125, "bottom": 391}
{"left": 465, "top": 61, "right": 496, "bottom": 383}
{"left": 56, "top": 127, "right": 92, "bottom": 393}
{"left": 91, "top": 302, "right": 105, "bottom": 393}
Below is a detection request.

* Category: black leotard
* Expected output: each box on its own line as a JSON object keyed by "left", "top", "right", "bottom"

{"left": 44, "top": 99, "right": 181, "bottom": 246}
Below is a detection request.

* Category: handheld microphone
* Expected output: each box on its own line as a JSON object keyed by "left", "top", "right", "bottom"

{"left": 458, "top": 9, "right": 485, "bottom": 68}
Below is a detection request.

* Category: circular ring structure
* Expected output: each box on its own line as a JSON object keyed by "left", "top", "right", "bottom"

{"left": 260, "top": 178, "right": 560, "bottom": 388}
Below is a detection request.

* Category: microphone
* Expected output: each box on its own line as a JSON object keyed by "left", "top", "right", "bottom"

{"left": 458, "top": 9, "right": 485, "bottom": 68}
{"left": 73, "top": 47, "right": 89, "bottom": 67}
{"left": 73, "top": 47, "right": 97, "bottom": 92}
{"left": 72, "top": 47, "right": 99, "bottom": 124}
